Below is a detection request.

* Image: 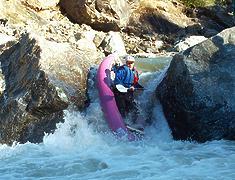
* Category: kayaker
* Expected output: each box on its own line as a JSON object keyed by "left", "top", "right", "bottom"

{"left": 112, "top": 55, "right": 142, "bottom": 126}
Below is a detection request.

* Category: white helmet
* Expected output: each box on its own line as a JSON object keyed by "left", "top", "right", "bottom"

{"left": 124, "top": 55, "right": 135, "bottom": 63}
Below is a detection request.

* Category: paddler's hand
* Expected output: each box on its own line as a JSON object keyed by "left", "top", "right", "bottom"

{"left": 129, "top": 86, "right": 135, "bottom": 92}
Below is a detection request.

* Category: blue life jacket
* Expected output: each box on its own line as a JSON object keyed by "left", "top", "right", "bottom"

{"left": 113, "top": 65, "right": 135, "bottom": 88}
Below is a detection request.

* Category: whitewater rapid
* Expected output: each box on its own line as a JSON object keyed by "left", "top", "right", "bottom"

{"left": 0, "top": 58, "right": 234, "bottom": 180}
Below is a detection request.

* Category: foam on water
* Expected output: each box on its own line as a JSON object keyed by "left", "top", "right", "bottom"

{"left": 0, "top": 60, "right": 235, "bottom": 179}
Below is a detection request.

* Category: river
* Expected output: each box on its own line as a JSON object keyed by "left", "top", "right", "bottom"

{"left": 0, "top": 57, "right": 234, "bottom": 180}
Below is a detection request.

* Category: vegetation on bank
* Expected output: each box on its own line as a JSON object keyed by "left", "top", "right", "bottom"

{"left": 179, "top": 0, "right": 228, "bottom": 7}
{"left": 139, "top": 0, "right": 229, "bottom": 9}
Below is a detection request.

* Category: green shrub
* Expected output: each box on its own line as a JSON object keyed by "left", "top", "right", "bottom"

{"left": 179, "top": 0, "right": 228, "bottom": 7}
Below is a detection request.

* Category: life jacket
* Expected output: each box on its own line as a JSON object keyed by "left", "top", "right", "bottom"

{"left": 133, "top": 67, "right": 139, "bottom": 85}
{"left": 111, "top": 63, "right": 120, "bottom": 73}
{"left": 113, "top": 65, "right": 139, "bottom": 88}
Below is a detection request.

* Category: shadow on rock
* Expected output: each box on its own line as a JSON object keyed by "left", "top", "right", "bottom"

{"left": 0, "top": 33, "right": 69, "bottom": 145}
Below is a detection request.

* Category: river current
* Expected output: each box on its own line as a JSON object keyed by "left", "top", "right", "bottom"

{"left": 0, "top": 57, "right": 234, "bottom": 180}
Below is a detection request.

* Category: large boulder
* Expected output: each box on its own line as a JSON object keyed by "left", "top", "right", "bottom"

{"left": 156, "top": 27, "right": 235, "bottom": 142}
{"left": 59, "top": 0, "right": 131, "bottom": 31}
{"left": 0, "top": 33, "right": 68, "bottom": 144}
{"left": 126, "top": 0, "right": 194, "bottom": 36}
{"left": 0, "top": 32, "right": 103, "bottom": 144}
{"left": 99, "top": 31, "right": 127, "bottom": 56}
{"left": 122, "top": 0, "right": 199, "bottom": 54}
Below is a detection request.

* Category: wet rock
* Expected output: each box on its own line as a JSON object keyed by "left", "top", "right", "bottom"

{"left": 156, "top": 27, "right": 235, "bottom": 142}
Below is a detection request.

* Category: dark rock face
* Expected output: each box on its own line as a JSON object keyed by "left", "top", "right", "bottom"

{"left": 198, "top": 5, "right": 235, "bottom": 31}
{"left": 156, "top": 27, "right": 235, "bottom": 142}
{"left": 0, "top": 34, "right": 69, "bottom": 144}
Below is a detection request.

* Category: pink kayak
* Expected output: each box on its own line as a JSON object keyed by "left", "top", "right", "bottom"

{"left": 97, "top": 54, "right": 138, "bottom": 141}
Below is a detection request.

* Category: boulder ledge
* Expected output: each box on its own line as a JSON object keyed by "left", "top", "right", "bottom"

{"left": 156, "top": 27, "right": 235, "bottom": 142}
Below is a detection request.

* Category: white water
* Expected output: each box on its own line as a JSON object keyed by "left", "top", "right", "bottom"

{"left": 0, "top": 59, "right": 235, "bottom": 180}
